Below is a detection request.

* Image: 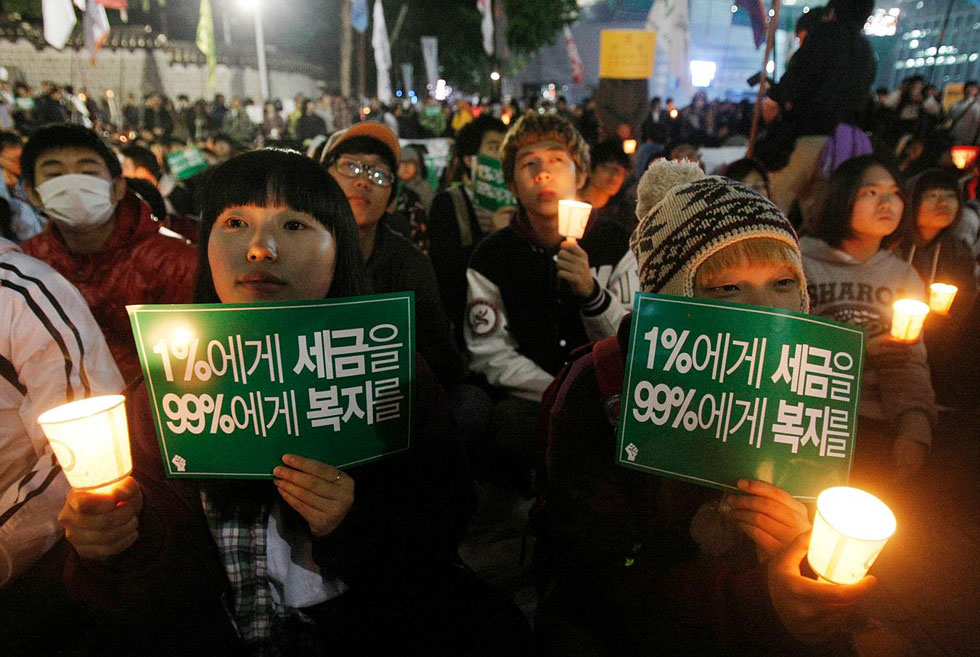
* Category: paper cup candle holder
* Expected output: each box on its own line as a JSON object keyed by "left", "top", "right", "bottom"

{"left": 37, "top": 395, "right": 132, "bottom": 492}
{"left": 890, "top": 299, "right": 930, "bottom": 342}
{"left": 928, "top": 283, "right": 958, "bottom": 315}
{"left": 558, "top": 199, "right": 592, "bottom": 241}
{"left": 807, "top": 486, "right": 896, "bottom": 585}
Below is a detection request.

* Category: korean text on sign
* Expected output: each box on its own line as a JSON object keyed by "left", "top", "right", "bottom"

{"left": 617, "top": 294, "right": 864, "bottom": 499}
{"left": 128, "top": 293, "right": 416, "bottom": 478}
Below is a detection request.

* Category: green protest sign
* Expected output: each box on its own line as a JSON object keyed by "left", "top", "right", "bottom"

{"left": 472, "top": 154, "right": 515, "bottom": 212}
{"left": 165, "top": 146, "right": 208, "bottom": 181}
{"left": 616, "top": 294, "right": 864, "bottom": 500}
{"left": 127, "top": 293, "right": 415, "bottom": 479}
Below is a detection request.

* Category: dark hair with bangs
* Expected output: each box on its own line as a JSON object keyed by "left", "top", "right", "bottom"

{"left": 807, "top": 154, "right": 910, "bottom": 250}
{"left": 193, "top": 148, "right": 370, "bottom": 303}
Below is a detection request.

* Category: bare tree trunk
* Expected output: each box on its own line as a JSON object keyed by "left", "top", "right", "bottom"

{"left": 340, "top": 0, "right": 352, "bottom": 98}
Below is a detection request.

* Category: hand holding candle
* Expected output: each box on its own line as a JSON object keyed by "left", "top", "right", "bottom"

{"left": 890, "top": 299, "right": 930, "bottom": 343}
{"left": 59, "top": 476, "right": 142, "bottom": 560}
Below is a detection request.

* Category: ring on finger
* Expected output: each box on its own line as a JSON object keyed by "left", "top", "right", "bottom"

{"left": 332, "top": 471, "right": 342, "bottom": 482}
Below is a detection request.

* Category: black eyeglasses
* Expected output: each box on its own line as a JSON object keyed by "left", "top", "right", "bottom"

{"left": 333, "top": 158, "right": 395, "bottom": 188}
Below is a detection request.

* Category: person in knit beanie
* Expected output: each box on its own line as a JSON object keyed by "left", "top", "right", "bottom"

{"left": 535, "top": 159, "right": 875, "bottom": 656}
{"left": 631, "top": 158, "right": 809, "bottom": 311}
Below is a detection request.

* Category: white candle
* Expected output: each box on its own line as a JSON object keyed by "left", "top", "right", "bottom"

{"left": 890, "top": 299, "right": 930, "bottom": 342}
{"left": 807, "top": 487, "right": 896, "bottom": 585}
{"left": 928, "top": 283, "right": 958, "bottom": 315}
{"left": 37, "top": 395, "right": 132, "bottom": 491}
{"left": 558, "top": 199, "right": 593, "bottom": 240}
{"left": 623, "top": 139, "right": 637, "bottom": 155}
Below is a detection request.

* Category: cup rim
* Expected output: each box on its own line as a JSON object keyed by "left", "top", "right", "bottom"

{"left": 37, "top": 394, "right": 126, "bottom": 426}
{"left": 815, "top": 486, "right": 897, "bottom": 542}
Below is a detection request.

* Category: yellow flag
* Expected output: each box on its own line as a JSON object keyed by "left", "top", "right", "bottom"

{"left": 196, "top": 0, "right": 217, "bottom": 91}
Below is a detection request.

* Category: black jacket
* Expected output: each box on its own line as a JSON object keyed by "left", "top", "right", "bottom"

{"left": 768, "top": 21, "right": 876, "bottom": 136}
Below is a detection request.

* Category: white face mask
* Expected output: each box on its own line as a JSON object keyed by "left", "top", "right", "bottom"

{"left": 35, "top": 174, "right": 117, "bottom": 231}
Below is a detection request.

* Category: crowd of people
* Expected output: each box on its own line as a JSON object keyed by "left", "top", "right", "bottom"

{"left": 0, "top": 0, "right": 978, "bottom": 654}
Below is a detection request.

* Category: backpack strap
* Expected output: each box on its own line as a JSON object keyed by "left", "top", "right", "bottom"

{"left": 448, "top": 185, "right": 474, "bottom": 249}
{"left": 593, "top": 335, "right": 625, "bottom": 425}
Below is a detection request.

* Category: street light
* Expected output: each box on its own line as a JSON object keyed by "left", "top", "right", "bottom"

{"left": 239, "top": 0, "right": 270, "bottom": 104}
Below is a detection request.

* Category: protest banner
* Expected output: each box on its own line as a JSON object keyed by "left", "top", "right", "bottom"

{"left": 617, "top": 293, "right": 864, "bottom": 500}
{"left": 472, "top": 154, "right": 515, "bottom": 212}
{"left": 128, "top": 293, "right": 415, "bottom": 479}
{"left": 165, "top": 146, "right": 209, "bottom": 181}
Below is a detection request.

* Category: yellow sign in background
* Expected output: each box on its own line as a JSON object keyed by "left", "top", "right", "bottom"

{"left": 944, "top": 83, "right": 965, "bottom": 112}
{"left": 599, "top": 30, "right": 658, "bottom": 80}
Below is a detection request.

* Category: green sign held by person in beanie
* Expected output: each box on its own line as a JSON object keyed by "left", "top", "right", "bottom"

{"left": 472, "top": 153, "right": 516, "bottom": 212}
{"left": 128, "top": 293, "right": 415, "bottom": 479}
{"left": 617, "top": 293, "right": 864, "bottom": 500}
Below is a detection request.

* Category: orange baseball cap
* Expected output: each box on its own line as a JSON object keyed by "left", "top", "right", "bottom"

{"left": 321, "top": 121, "right": 401, "bottom": 166}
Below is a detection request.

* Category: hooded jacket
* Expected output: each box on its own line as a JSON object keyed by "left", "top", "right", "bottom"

{"left": 21, "top": 192, "right": 197, "bottom": 384}
{"left": 801, "top": 236, "right": 936, "bottom": 440}
{"left": 0, "top": 238, "right": 123, "bottom": 586}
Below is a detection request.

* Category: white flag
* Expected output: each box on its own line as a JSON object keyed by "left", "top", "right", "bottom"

{"left": 645, "top": 0, "right": 691, "bottom": 92}
{"left": 84, "top": 0, "right": 110, "bottom": 62}
{"left": 421, "top": 36, "right": 439, "bottom": 93}
{"left": 563, "top": 25, "right": 583, "bottom": 85}
{"left": 477, "top": 0, "right": 494, "bottom": 56}
{"left": 372, "top": 0, "right": 393, "bottom": 104}
{"left": 43, "top": 0, "right": 77, "bottom": 50}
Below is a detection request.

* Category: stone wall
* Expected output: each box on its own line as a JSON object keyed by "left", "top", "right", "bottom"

{"left": 0, "top": 39, "right": 322, "bottom": 101}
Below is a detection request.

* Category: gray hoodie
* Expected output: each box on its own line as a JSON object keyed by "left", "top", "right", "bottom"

{"left": 801, "top": 236, "right": 936, "bottom": 441}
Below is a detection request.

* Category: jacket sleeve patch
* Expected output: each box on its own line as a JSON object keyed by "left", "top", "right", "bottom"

{"left": 467, "top": 299, "right": 500, "bottom": 337}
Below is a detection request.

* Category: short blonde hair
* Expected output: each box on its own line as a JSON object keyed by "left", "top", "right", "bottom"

{"left": 695, "top": 237, "right": 804, "bottom": 290}
{"left": 500, "top": 112, "right": 590, "bottom": 186}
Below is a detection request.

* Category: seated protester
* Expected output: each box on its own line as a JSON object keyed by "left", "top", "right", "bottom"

{"left": 0, "top": 131, "right": 43, "bottom": 242}
{"left": 387, "top": 144, "right": 433, "bottom": 253}
{"left": 536, "top": 160, "right": 875, "bottom": 656}
{"left": 465, "top": 113, "right": 638, "bottom": 489}
{"left": 579, "top": 138, "right": 634, "bottom": 232}
{"left": 722, "top": 156, "right": 773, "bottom": 200}
{"left": 802, "top": 155, "right": 935, "bottom": 484}
{"left": 19, "top": 124, "right": 197, "bottom": 384}
{"left": 0, "top": 237, "right": 123, "bottom": 653}
{"left": 320, "top": 122, "right": 465, "bottom": 391}
{"left": 58, "top": 149, "right": 528, "bottom": 656}
{"left": 897, "top": 169, "right": 978, "bottom": 407}
{"left": 428, "top": 115, "right": 507, "bottom": 346}
{"left": 320, "top": 124, "right": 493, "bottom": 470}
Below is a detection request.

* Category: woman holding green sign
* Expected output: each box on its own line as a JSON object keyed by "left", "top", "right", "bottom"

{"left": 57, "top": 149, "right": 529, "bottom": 655}
{"left": 535, "top": 159, "right": 877, "bottom": 656}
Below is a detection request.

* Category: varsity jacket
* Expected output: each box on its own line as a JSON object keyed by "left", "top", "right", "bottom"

{"left": 0, "top": 238, "right": 123, "bottom": 586}
{"left": 465, "top": 209, "right": 639, "bottom": 401}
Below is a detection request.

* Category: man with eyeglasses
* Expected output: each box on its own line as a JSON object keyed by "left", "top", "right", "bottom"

{"left": 320, "top": 122, "right": 468, "bottom": 398}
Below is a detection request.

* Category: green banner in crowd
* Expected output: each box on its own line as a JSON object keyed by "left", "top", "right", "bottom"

{"left": 128, "top": 293, "right": 415, "bottom": 479}
{"left": 472, "top": 154, "right": 515, "bottom": 213}
{"left": 616, "top": 294, "right": 864, "bottom": 500}
{"left": 165, "top": 146, "right": 209, "bottom": 181}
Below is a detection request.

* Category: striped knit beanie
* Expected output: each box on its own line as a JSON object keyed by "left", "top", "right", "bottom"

{"left": 630, "top": 159, "right": 808, "bottom": 310}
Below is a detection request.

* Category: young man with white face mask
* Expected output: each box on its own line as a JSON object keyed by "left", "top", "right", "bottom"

{"left": 20, "top": 124, "right": 197, "bottom": 383}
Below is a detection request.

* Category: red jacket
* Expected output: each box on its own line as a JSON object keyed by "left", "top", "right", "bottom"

{"left": 21, "top": 192, "right": 197, "bottom": 383}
